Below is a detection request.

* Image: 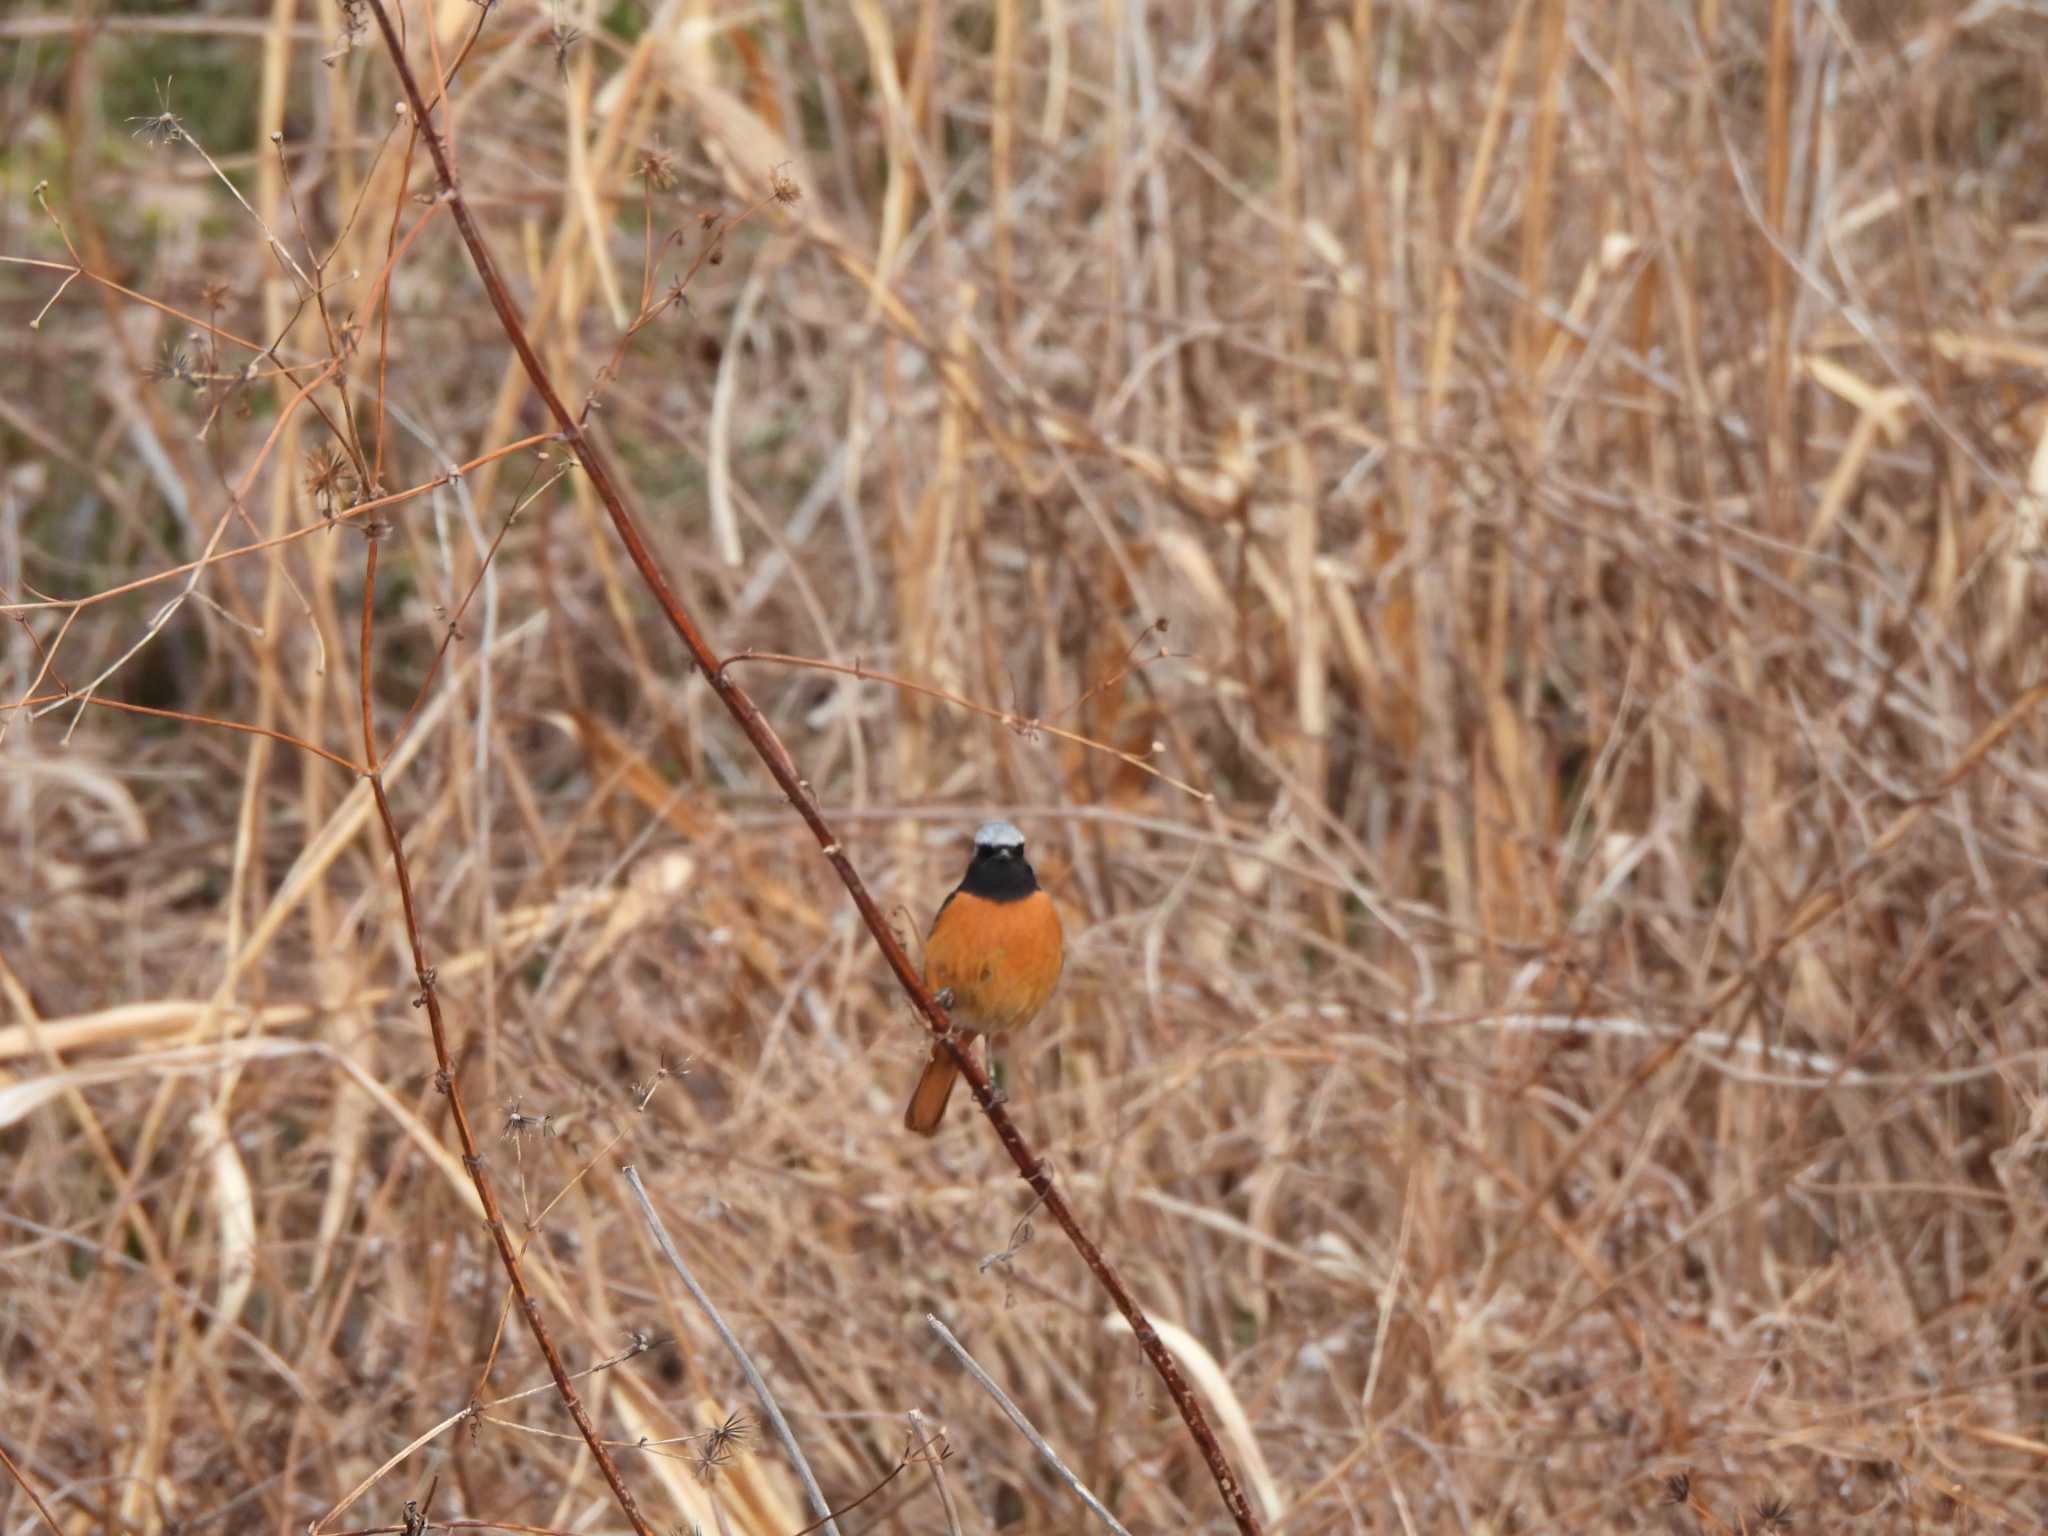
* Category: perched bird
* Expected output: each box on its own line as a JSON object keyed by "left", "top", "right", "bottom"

{"left": 903, "top": 821, "right": 1065, "bottom": 1136}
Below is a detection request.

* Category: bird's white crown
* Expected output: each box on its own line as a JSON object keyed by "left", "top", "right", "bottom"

{"left": 973, "top": 820, "right": 1026, "bottom": 850}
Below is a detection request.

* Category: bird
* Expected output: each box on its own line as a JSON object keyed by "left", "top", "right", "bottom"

{"left": 903, "top": 821, "right": 1065, "bottom": 1136}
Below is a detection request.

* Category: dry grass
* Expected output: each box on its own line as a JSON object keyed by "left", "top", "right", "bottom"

{"left": 4, "top": 1, "right": 2048, "bottom": 1532}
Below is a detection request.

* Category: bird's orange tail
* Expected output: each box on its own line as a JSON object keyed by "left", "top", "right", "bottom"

{"left": 903, "top": 1052, "right": 960, "bottom": 1136}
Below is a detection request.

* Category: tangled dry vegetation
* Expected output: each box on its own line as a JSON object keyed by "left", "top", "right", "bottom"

{"left": 4, "top": 1, "right": 2048, "bottom": 1532}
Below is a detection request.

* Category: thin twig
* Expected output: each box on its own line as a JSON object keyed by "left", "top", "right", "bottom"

{"left": 0, "top": 1439, "right": 63, "bottom": 1536}
{"left": 358, "top": 771, "right": 656, "bottom": 1536}
{"left": 720, "top": 649, "right": 1210, "bottom": 801}
{"left": 0, "top": 694, "right": 365, "bottom": 776}
{"left": 621, "top": 1166, "right": 842, "bottom": 1536}
{"left": 925, "top": 1314, "right": 1134, "bottom": 1536}
{"left": 311, "top": 1340, "right": 662, "bottom": 1534}
{"left": 0, "top": 433, "right": 552, "bottom": 616}
{"left": 905, "top": 1410, "right": 962, "bottom": 1535}
{"left": 784, "top": 1454, "right": 916, "bottom": 1536}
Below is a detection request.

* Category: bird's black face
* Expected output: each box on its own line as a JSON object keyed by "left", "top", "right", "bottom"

{"left": 960, "top": 839, "right": 1039, "bottom": 901}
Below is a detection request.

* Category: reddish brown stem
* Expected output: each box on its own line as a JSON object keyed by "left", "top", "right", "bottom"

{"left": 0, "top": 1438, "right": 63, "bottom": 1536}
{"left": 0, "top": 433, "right": 552, "bottom": 620}
{"left": 4, "top": 694, "right": 365, "bottom": 776}
{"left": 363, "top": 775, "right": 657, "bottom": 1536}
{"left": 360, "top": 3, "right": 1263, "bottom": 1531}
{"left": 346, "top": 61, "right": 649, "bottom": 1518}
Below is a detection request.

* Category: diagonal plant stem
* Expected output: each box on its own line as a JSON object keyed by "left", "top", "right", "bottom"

{"left": 623, "top": 1167, "right": 841, "bottom": 1536}
{"left": 346, "top": 18, "right": 654, "bottom": 1535}
{"left": 360, "top": 3, "right": 1263, "bottom": 1531}
{"left": 0, "top": 1439, "right": 63, "bottom": 1536}
{"left": 926, "top": 1313, "right": 1133, "bottom": 1535}
{"left": 362, "top": 776, "right": 657, "bottom": 1536}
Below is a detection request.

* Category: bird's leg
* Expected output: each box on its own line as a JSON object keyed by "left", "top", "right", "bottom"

{"left": 984, "top": 1034, "right": 1009, "bottom": 1108}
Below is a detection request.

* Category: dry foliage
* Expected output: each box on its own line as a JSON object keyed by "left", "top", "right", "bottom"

{"left": 4, "top": 1, "right": 2048, "bottom": 1532}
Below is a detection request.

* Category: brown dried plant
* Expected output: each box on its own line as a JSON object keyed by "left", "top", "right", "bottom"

{"left": 4, "top": 4, "right": 2048, "bottom": 1536}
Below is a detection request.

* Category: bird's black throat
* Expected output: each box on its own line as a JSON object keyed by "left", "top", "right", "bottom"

{"left": 956, "top": 847, "right": 1040, "bottom": 903}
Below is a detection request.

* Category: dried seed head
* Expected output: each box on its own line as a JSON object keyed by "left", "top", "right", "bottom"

{"left": 636, "top": 146, "right": 679, "bottom": 191}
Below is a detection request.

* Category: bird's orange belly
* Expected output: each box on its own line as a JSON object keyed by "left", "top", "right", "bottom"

{"left": 924, "top": 889, "right": 1064, "bottom": 1035}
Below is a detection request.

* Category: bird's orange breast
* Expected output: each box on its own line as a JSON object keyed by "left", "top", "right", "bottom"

{"left": 924, "top": 888, "right": 1064, "bottom": 1035}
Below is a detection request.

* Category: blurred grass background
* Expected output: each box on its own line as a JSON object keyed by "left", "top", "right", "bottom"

{"left": 4, "top": 0, "right": 2048, "bottom": 1531}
